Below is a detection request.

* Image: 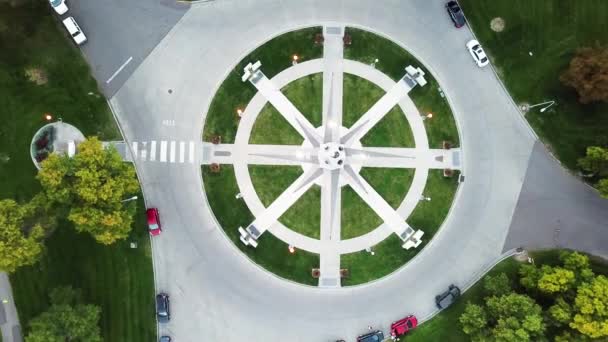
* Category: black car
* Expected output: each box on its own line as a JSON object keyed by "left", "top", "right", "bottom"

{"left": 446, "top": 1, "right": 466, "bottom": 28}
{"left": 435, "top": 284, "right": 461, "bottom": 309}
{"left": 357, "top": 330, "right": 384, "bottom": 342}
{"left": 156, "top": 293, "right": 171, "bottom": 323}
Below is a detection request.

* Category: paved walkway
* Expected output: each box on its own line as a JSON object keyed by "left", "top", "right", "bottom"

{"left": 504, "top": 141, "right": 608, "bottom": 258}
{"left": 0, "top": 273, "right": 21, "bottom": 342}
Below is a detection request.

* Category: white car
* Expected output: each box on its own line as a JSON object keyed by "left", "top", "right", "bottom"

{"left": 62, "top": 17, "right": 87, "bottom": 45}
{"left": 48, "top": 0, "right": 68, "bottom": 15}
{"left": 466, "top": 40, "right": 489, "bottom": 67}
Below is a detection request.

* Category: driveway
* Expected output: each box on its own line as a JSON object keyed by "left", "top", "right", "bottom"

{"left": 107, "top": 0, "right": 537, "bottom": 340}
{"left": 65, "top": 0, "right": 190, "bottom": 96}
{"left": 504, "top": 141, "right": 608, "bottom": 259}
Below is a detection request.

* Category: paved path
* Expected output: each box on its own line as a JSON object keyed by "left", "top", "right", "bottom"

{"left": 107, "top": 0, "right": 536, "bottom": 339}
{"left": 504, "top": 141, "right": 608, "bottom": 259}
{"left": 0, "top": 273, "right": 21, "bottom": 342}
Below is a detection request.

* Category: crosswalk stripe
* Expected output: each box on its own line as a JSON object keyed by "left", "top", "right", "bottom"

{"left": 179, "top": 141, "right": 185, "bottom": 163}
{"left": 160, "top": 141, "right": 167, "bottom": 162}
{"left": 189, "top": 142, "right": 195, "bottom": 163}
{"left": 149, "top": 141, "right": 156, "bottom": 161}
{"left": 140, "top": 142, "right": 147, "bottom": 161}
{"left": 131, "top": 142, "right": 138, "bottom": 159}
{"left": 170, "top": 141, "right": 176, "bottom": 163}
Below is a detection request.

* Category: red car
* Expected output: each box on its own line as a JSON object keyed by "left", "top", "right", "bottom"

{"left": 390, "top": 315, "right": 418, "bottom": 338}
{"left": 147, "top": 208, "right": 162, "bottom": 236}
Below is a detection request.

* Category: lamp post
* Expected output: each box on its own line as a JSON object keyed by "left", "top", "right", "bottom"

{"left": 370, "top": 58, "right": 379, "bottom": 68}
{"left": 521, "top": 100, "right": 555, "bottom": 113}
{"left": 421, "top": 113, "right": 433, "bottom": 121}
{"left": 121, "top": 196, "right": 138, "bottom": 203}
{"left": 292, "top": 54, "right": 299, "bottom": 65}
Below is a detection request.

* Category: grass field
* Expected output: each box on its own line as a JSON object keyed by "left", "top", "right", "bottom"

{"left": 203, "top": 27, "right": 323, "bottom": 143}
{"left": 0, "top": 2, "right": 154, "bottom": 340}
{"left": 459, "top": 0, "right": 608, "bottom": 169}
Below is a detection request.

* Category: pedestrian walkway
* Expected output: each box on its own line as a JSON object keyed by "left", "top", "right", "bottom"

{"left": 0, "top": 273, "right": 21, "bottom": 342}
{"left": 110, "top": 140, "right": 198, "bottom": 164}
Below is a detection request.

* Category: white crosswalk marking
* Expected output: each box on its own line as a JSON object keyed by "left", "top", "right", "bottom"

{"left": 179, "top": 141, "right": 185, "bottom": 163}
{"left": 140, "top": 142, "right": 147, "bottom": 161}
{"left": 169, "top": 141, "right": 176, "bottom": 163}
{"left": 131, "top": 142, "right": 138, "bottom": 159}
{"left": 189, "top": 142, "right": 195, "bottom": 163}
{"left": 160, "top": 141, "right": 167, "bottom": 162}
{"left": 149, "top": 141, "right": 157, "bottom": 161}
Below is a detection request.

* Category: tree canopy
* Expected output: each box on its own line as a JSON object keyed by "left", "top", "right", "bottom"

{"left": 560, "top": 45, "right": 608, "bottom": 104}
{"left": 0, "top": 199, "right": 46, "bottom": 272}
{"left": 37, "top": 137, "right": 139, "bottom": 244}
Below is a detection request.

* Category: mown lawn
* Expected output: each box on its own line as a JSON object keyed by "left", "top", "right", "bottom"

{"left": 203, "top": 27, "right": 323, "bottom": 143}
{"left": 1, "top": 2, "right": 154, "bottom": 340}
{"left": 344, "top": 27, "right": 460, "bottom": 148}
{"left": 203, "top": 165, "right": 319, "bottom": 285}
{"left": 459, "top": 0, "right": 608, "bottom": 169}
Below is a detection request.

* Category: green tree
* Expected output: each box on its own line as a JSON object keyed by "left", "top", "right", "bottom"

{"left": 548, "top": 297, "right": 573, "bottom": 327}
{"left": 570, "top": 275, "right": 608, "bottom": 338}
{"left": 484, "top": 273, "right": 512, "bottom": 297}
{"left": 460, "top": 303, "right": 488, "bottom": 338}
{"left": 597, "top": 178, "right": 608, "bottom": 198}
{"left": 485, "top": 293, "right": 546, "bottom": 341}
{"left": 0, "top": 199, "right": 46, "bottom": 272}
{"left": 38, "top": 137, "right": 139, "bottom": 244}
{"left": 519, "top": 264, "right": 542, "bottom": 291}
{"left": 578, "top": 147, "right": 608, "bottom": 177}
{"left": 560, "top": 45, "right": 608, "bottom": 104}
{"left": 560, "top": 251, "right": 595, "bottom": 284}
{"left": 538, "top": 266, "right": 576, "bottom": 294}
{"left": 25, "top": 287, "right": 102, "bottom": 342}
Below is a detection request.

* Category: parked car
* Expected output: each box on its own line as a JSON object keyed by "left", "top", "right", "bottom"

{"left": 446, "top": 1, "right": 465, "bottom": 28}
{"left": 48, "top": 0, "right": 68, "bottom": 15}
{"left": 156, "top": 293, "right": 170, "bottom": 323}
{"left": 390, "top": 315, "right": 418, "bottom": 338}
{"left": 357, "top": 330, "right": 384, "bottom": 342}
{"left": 435, "top": 284, "right": 461, "bottom": 309}
{"left": 466, "top": 40, "right": 489, "bottom": 67}
{"left": 62, "top": 17, "right": 87, "bottom": 45}
{"left": 159, "top": 336, "right": 172, "bottom": 342}
{"left": 147, "top": 208, "right": 162, "bottom": 236}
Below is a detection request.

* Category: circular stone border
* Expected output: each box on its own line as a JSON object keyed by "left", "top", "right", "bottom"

{"left": 201, "top": 26, "right": 462, "bottom": 286}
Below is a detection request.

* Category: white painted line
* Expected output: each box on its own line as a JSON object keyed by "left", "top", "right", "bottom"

{"left": 160, "top": 141, "right": 167, "bottom": 162}
{"left": 179, "top": 141, "right": 185, "bottom": 163}
{"left": 188, "top": 142, "right": 195, "bottom": 163}
{"left": 169, "top": 141, "right": 176, "bottom": 163}
{"left": 106, "top": 56, "right": 133, "bottom": 84}
{"left": 131, "top": 142, "right": 138, "bottom": 159}
{"left": 140, "top": 148, "right": 147, "bottom": 161}
{"left": 149, "top": 141, "right": 157, "bottom": 161}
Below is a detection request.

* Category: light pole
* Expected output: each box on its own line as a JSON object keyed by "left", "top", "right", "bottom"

{"left": 370, "top": 58, "right": 379, "bottom": 68}
{"left": 121, "top": 196, "right": 138, "bottom": 203}
{"left": 521, "top": 100, "right": 555, "bottom": 113}
{"left": 421, "top": 113, "right": 433, "bottom": 121}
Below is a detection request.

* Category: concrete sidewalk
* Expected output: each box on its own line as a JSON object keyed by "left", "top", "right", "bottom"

{"left": 0, "top": 273, "right": 21, "bottom": 342}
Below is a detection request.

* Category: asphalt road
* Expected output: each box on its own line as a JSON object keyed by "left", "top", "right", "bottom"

{"left": 64, "top": 0, "right": 190, "bottom": 96}
{"left": 107, "top": 0, "right": 537, "bottom": 340}
{"left": 504, "top": 141, "right": 608, "bottom": 259}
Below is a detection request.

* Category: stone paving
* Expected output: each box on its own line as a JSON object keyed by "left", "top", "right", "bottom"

{"left": 201, "top": 25, "right": 462, "bottom": 287}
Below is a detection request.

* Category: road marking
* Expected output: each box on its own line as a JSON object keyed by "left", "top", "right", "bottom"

{"left": 189, "top": 142, "right": 195, "bottom": 163}
{"left": 179, "top": 141, "right": 185, "bottom": 163}
{"left": 170, "top": 141, "right": 176, "bottom": 163}
{"left": 160, "top": 141, "right": 167, "bottom": 162}
{"left": 149, "top": 141, "right": 157, "bottom": 161}
{"left": 162, "top": 119, "right": 175, "bottom": 126}
{"left": 106, "top": 56, "right": 133, "bottom": 84}
{"left": 131, "top": 142, "right": 138, "bottom": 159}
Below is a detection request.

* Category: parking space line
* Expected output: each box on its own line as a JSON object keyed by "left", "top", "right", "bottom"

{"left": 160, "top": 141, "right": 167, "bottom": 162}
{"left": 106, "top": 56, "right": 133, "bottom": 84}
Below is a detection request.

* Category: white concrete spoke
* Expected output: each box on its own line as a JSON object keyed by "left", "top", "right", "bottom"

{"left": 322, "top": 25, "right": 344, "bottom": 143}
{"left": 246, "top": 70, "right": 322, "bottom": 146}
{"left": 246, "top": 167, "right": 323, "bottom": 237}
{"left": 346, "top": 147, "right": 463, "bottom": 170}
{"left": 341, "top": 77, "right": 413, "bottom": 145}
{"left": 342, "top": 165, "right": 422, "bottom": 247}
{"left": 320, "top": 169, "right": 341, "bottom": 242}
{"left": 202, "top": 143, "right": 318, "bottom": 166}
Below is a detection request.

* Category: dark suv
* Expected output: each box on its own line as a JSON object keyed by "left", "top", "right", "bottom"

{"left": 156, "top": 293, "right": 170, "bottom": 323}
{"left": 446, "top": 1, "right": 465, "bottom": 28}
{"left": 357, "top": 330, "right": 384, "bottom": 342}
{"left": 435, "top": 284, "right": 461, "bottom": 309}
